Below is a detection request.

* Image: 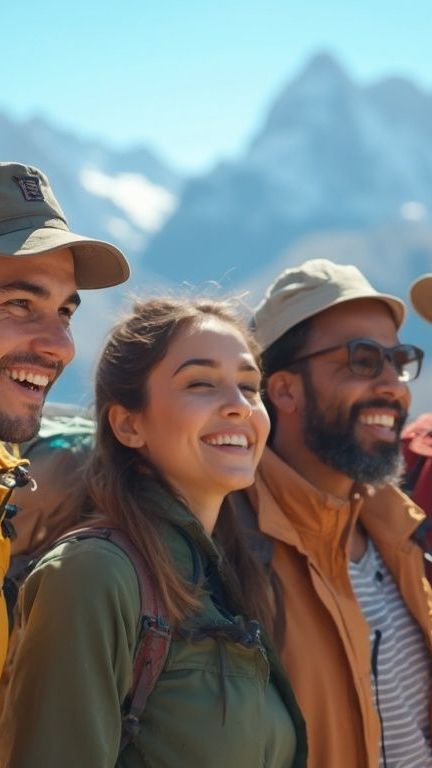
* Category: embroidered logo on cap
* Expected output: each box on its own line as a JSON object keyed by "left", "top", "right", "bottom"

{"left": 13, "top": 175, "right": 44, "bottom": 202}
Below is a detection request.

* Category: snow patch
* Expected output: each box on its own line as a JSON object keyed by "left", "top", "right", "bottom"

{"left": 400, "top": 201, "right": 427, "bottom": 222}
{"left": 80, "top": 168, "right": 177, "bottom": 233}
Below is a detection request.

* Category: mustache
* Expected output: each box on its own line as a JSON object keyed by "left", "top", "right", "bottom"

{"left": 350, "top": 398, "right": 408, "bottom": 431}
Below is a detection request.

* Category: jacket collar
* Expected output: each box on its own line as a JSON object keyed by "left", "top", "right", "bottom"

{"left": 253, "top": 447, "right": 363, "bottom": 546}
{"left": 359, "top": 483, "right": 426, "bottom": 548}
{"left": 138, "top": 478, "right": 223, "bottom": 566}
{"left": 252, "top": 447, "right": 425, "bottom": 565}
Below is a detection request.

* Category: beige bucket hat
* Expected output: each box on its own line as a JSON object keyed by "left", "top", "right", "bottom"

{"left": 410, "top": 274, "right": 432, "bottom": 322}
{"left": 253, "top": 258, "right": 406, "bottom": 350}
{"left": 0, "top": 162, "right": 129, "bottom": 289}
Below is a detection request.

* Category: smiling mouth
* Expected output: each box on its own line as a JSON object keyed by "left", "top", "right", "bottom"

{"left": 201, "top": 433, "right": 250, "bottom": 448}
{"left": 4, "top": 368, "right": 52, "bottom": 393}
{"left": 358, "top": 413, "right": 396, "bottom": 430}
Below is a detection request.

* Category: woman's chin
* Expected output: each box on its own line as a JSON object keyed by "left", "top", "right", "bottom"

{"left": 218, "top": 471, "right": 256, "bottom": 495}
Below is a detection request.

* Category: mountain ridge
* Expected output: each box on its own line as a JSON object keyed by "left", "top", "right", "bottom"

{"left": 1, "top": 52, "right": 431, "bottom": 413}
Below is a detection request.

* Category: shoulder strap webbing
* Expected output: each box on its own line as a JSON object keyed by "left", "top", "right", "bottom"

{"left": 53, "top": 525, "right": 171, "bottom": 750}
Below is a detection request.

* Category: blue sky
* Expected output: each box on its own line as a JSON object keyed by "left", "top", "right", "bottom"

{"left": 3, "top": 0, "right": 432, "bottom": 171}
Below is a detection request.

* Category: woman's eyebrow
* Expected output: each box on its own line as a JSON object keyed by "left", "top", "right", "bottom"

{"left": 173, "top": 358, "right": 217, "bottom": 376}
{"left": 173, "top": 358, "right": 259, "bottom": 376}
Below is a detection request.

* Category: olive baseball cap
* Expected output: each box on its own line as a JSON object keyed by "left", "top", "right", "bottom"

{"left": 0, "top": 162, "right": 130, "bottom": 289}
{"left": 253, "top": 258, "right": 406, "bottom": 350}
{"left": 410, "top": 274, "right": 432, "bottom": 322}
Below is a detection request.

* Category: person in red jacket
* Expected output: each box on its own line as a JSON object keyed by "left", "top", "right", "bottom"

{"left": 403, "top": 274, "right": 432, "bottom": 580}
{"left": 402, "top": 413, "right": 432, "bottom": 517}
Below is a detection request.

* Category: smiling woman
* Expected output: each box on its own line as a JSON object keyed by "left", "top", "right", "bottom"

{"left": 1, "top": 296, "right": 307, "bottom": 768}
{"left": 107, "top": 311, "right": 268, "bottom": 536}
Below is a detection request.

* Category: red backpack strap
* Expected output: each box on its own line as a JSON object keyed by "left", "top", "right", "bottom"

{"left": 54, "top": 525, "right": 172, "bottom": 750}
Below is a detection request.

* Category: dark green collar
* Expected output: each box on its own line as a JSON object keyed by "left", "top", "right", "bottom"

{"left": 138, "top": 479, "right": 224, "bottom": 567}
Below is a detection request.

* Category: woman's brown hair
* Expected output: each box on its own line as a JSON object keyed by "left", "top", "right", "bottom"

{"left": 86, "top": 297, "right": 278, "bottom": 640}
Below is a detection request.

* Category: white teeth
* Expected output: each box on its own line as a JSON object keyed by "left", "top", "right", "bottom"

{"left": 204, "top": 433, "right": 248, "bottom": 448}
{"left": 229, "top": 434, "right": 247, "bottom": 447}
{"left": 34, "top": 374, "right": 49, "bottom": 387}
{"left": 5, "top": 369, "right": 49, "bottom": 388}
{"left": 360, "top": 414, "right": 395, "bottom": 428}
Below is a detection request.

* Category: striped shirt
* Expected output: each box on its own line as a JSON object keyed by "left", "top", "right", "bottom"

{"left": 349, "top": 539, "right": 432, "bottom": 768}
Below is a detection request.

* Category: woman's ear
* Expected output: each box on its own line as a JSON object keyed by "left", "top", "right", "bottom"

{"left": 108, "top": 404, "right": 147, "bottom": 448}
{"left": 265, "top": 370, "right": 301, "bottom": 415}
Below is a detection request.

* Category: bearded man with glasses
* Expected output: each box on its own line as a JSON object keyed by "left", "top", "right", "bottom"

{"left": 236, "top": 259, "right": 432, "bottom": 768}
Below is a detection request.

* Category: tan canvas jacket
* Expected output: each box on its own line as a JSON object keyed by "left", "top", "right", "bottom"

{"left": 248, "top": 447, "right": 432, "bottom": 768}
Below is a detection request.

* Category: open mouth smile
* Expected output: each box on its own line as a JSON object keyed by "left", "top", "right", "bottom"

{"left": 359, "top": 413, "right": 396, "bottom": 430}
{"left": 4, "top": 367, "right": 53, "bottom": 393}
{"left": 358, "top": 411, "right": 399, "bottom": 441}
{"left": 201, "top": 432, "right": 251, "bottom": 449}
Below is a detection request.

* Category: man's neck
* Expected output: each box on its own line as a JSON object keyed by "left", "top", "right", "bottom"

{"left": 270, "top": 434, "right": 355, "bottom": 501}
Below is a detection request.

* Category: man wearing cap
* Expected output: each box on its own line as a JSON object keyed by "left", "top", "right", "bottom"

{"left": 411, "top": 273, "right": 432, "bottom": 324}
{"left": 244, "top": 259, "right": 432, "bottom": 767}
{"left": 0, "top": 161, "right": 129, "bottom": 674}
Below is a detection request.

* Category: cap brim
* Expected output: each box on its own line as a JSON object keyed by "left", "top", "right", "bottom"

{"left": 0, "top": 226, "right": 130, "bottom": 289}
{"left": 410, "top": 274, "right": 432, "bottom": 322}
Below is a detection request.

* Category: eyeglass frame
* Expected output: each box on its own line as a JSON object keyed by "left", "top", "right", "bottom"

{"left": 286, "top": 337, "right": 424, "bottom": 382}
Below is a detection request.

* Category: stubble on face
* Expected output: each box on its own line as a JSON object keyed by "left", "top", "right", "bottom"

{"left": 0, "top": 248, "right": 75, "bottom": 444}
{"left": 301, "top": 366, "right": 408, "bottom": 486}
{"left": 0, "top": 354, "right": 63, "bottom": 444}
{"left": 0, "top": 408, "right": 42, "bottom": 444}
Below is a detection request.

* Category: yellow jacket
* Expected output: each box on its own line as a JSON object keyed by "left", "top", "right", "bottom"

{"left": 249, "top": 447, "right": 432, "bottom": 768}
{"left": 0, "top": 445, "right": 29, "bottom": 674}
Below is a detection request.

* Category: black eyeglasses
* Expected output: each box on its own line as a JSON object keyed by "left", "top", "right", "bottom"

{"left": 289, "top": 338, "right": 424, "bottom": 382}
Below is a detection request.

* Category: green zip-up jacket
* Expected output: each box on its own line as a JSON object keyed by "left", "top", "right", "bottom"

{"left": 0, "top": 484, "right": 307, "bottom": 768}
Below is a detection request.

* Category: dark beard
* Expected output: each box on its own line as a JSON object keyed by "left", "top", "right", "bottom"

{"left": 0, "top": 408, "right": 42, "bottom": 444}
{"left": 301, "top": 369, "right": 407, "bottom": 486}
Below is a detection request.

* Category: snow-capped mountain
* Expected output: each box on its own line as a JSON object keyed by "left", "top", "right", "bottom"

{"left": 0, "top": 112, "right": 183, "bottom": 403}
{"left": 0, "top": 112, "right": 182, "bottom": 262}
{"left": 2, "top": 53, "right": 432, "bottom": 414}
{"left": 144, "top": 52, "right": 432, "bottom": 289}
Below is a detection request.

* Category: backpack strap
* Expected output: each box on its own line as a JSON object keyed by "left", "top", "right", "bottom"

{"left": 53, "top": 525, "right": 171, "bottom": 751}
